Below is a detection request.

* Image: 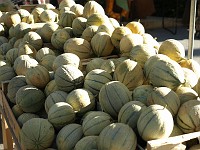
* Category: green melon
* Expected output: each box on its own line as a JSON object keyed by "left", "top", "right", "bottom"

{"left": 147, "top": 87, "right": 180, "bottom": 116}
{"left": 51, "top": 28, "right": 71, "bottom": 51}
{"left": 99, "top": 81, "right": 132, "bottom": 119}
{"left": 44, "top": 80, "right": 59, "bottom": 97}
{"left": 48, "top": 102, "right": 76, "bottom": 129}
{"left": 66, "top": 88, "right": 95, "bottom": 115}
{"left": 13, "top": 55, "right": 38, "bottom": 76}
{"left": 58, "top": 11, "right": 76, "bottom": 28}
{"left": 118, "top": 101, "right": 147, "bottom": 130}
{"left": 7, "top": 75, "right": 27, "bottom": 104}
{"left": 59, "top": 0, "right": 76, "bottom": 10}
{"left": 12, "top": 105, "right": 24, "bottom": 118}
{"left": 56, "top": 123, "right": 83, "bottom": 150}
{"left": 17, "top": 113, "right": 39, "bottom": 127}
{"left": 85, "top": 57, "right": 104, "bottom": 73}
{"left": 45, "top": 90, "right": 68, "bottom": 113}
{"left": 175, "top": 86, "right": 198, "bottom": 105}
{"left": 98, "top": 123, "right": 137, "bottom": 150}
{"left": 54, "top": 65, "right": 84, "bottom": 92}
{"left": 5, "top": 48, "right": 19, "bottom": 66}
{"left": 84, "top": 69, "right": 112, "bottom": 96}
{"left": 82, "top": 111, "right": 112, "bottom": 136}
{"left": 70, "top": 4, "right": 84, "bottom": 17}
{"left": 20, "top": 118, "right": 55, "bottom": 150}
{"left": 74, "top": 136, "right": 98, "bottom": 150}
{"left": 53, "top": 53, "right": 80, "bottom": 71}
{"left": 113, "top": 59, "right": 144, "bottom": 91}
{"left": 64, "top": 37, "right": 92, "bottom": 59}
{"left": 81, "top": 25, "right": 98, "bottom": 42}
{"left": 91, "top": 32, "right": 114, "bottom": 57}
{"left": 83, "top": 1, "right": 105, "bottom": 18}
{"left": 137, "top": 104, "right": 174, "bottom": 141}
{"left": 0, "top": 65, "right": 16, "bottom": 85}
{"left": 86, "top": 13, "right": 109, "bottom": 27}
{"left": 18, "top": 43, "right": 37, "bottom": 58}
{"left": 177, "top": 100, "right": 200, "bottom": 133}
{"left": 16, "top": 85, "right": 46, "bottom": 113}
{"left": 25, "top": 65, "right": 50, "bottom": 89}
{"left": 132, "top": 85, "right": 154, "bottom": 105}
{"left": 72, "top": 17, "right": 87, "bottom": 37}
{"left": 0, "top": 42, "right": 12, "bottom": 55}
{"left": 40, "top": 9, "right": 58, "bottom": 23}
{"left": 36, "top": 47, "right": 55, "bottom": 62}
{"left": 22, "top": 31, "right": 43, "bottom": 50}
{"left": 40, "top": 55, "right": 56, "bottom": 71}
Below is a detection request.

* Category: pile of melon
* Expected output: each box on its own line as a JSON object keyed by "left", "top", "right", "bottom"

{"left": 1, "top": 0, "right": 200, "bottom": 149}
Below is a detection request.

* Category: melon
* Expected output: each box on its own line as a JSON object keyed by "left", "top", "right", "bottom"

{"left": 158, "top": 39, "right": 185, "bottom": 62}
{"left": 22, "top": 31, "right": 43, "bottom": 50}
{"left": 54, "top": 64, "right": 84, "bottom": 92}
{"left": 12, "top": 105, "right": 24, "bottom": 118}
{"left": 17, "top": 9, "right": 30, "bottom": 19}
{"left": 125, "top": 21, "right": 145, "bottom": 35}
{"left": 66, "top": 88, "right": 95, "bottom": 115}
{"left": 0, "top": 42, "right": 12, "bottom": 55}
{"left": 59, "top": 0, "right": 76, "bottom": 10}
{"left": 36, "top": 47, "right": 55, "bottom": 62}
{"left": 17, "top": 113, "right": 39, "bottom": 127}
{"left": 16, "top": 85, "right": 45, "bottom": 113}
{"left": 44, "top": 80, "right": 59, "bottom": 97}
{"left": 45, "top": 90, "right": 68, "bottom": 113}
{"left": 147, "top": 87, "right": 180, "bottom": 116}
{"left": 91, "top": 32, "right": 114, "bottom": 57}
{"left": 3, "top": 11, "right": 21, "bottom": 28}
{"left": 83, "top": 1, "right": 105, "bottom": 18}
{"left": 8, "top": 37, "right": 17, "bottom": 47}
{"left": 84, "top": 69, "right": 112, "bottom": 96}
{"left": 51, "top": 28, "right": 71, "bottom": 51}
{"left": 111, "top": 26, "right": 132, "bottom": 50}
{"left": 52, "top": 53, "right": 80, "bottom": 71}
{"left": 40, "top": 9, "right": 58, "bottom": 23}
{"left": 21, "top": 14, "right": 34, "bottom": 24}
{"left": 82, "top": 111, "right": 112, "bottom": 136}
{"left": 20, "top": 118, "right": 55, "bottom": 150}
{"left": 0, "top": 65, "right": 16, "bottom": 85}
{"left": 85, "top": 57, "right": 104, "bottom": 73}
{"left": 182, "top": 67, "right": 198, "bottom": 88}
{"left": 48, "top": 102, "right": 76, "bottom": 129}
{"left": 36, "top": 3, "right": 56, "bottom": 10}
{"left": 81, "top": 25, "right": 98, "bottom": 42}
{"left": 0, "top": 36, "right": 8, "bottom": 46}
{"left": 58, "top": 11, "right": 76, "bottom": 27}
{"left": 5, "top": 48, "right": 19, "bottom": 65}
{"left": 137, "top": 104, "right": 174, "bottom": 141}
{"left": 119, "top": 33, "right": 143, "bottom": 54}
{"left": 31, "top": 7, "right": 44, "bottom": 23}
{"left": 98, "top": 123, "right": 137, "bottom": 150}
{"left": 96, "top": 23, "right": 115, "bottom": 35}
{"left": 8, "top": 22, "right": 31, "bottom": 39}
{"left": 100, "top": 58, "right": 123, "bottom": 74}
{"left": 18, "top": 43, "right": 37, "bottom": 58}
{"left": 7, "top": 75, "right": 27, "bottom": 104}
{"left": 74, "top": 136, "right": 98, "bottom": 150}
{"left": 39, "top": 22, "right": 60, "bottom": 43}
{"left": 177, "top": 100, "right": 200, "bottom": 133}
{"left": 175, "top": 86, "right": 198, "bottom": 105}
{"left": 86, "top": 13, "right": 109, "bottom": 27}
{"left": 144, "top": 55, "right": 185, "bottom": 90}
{"left": 39, "top": 55, "right": 56, "bottom": 71}
{"left": 113, "top": 59, "right": 144, "bottom": 90}
{"left": 109, "top": 17, "right": 120, "bottom": 28}
{"left": 14, "top": 38, "right": 23, "bottom": 48}
{"left": 170, "top": 124, "right": 184, "bottom": 137}
{"left": 132, "top": 85, "right": 154, "bottom": 105}
{"left": 72, "top": 17, "right": 87, "bottom": 37}
{"left": 118, "top": 101, "right": 147, "bottom": 130}
{"left": 56, "top": 123, "right": 83, "bottom": 150}
{"left": 143, "top": 33, "right": 160, "bottom": 50}
{"left": 99, "top": 81, "right": 132, "bottom": 119}
{"left": 70, "top": 4, "right": 84, "bottom": 17}
{"left": 64, "top": 37, "right": 92, "bottom": 59}
{"left": 13, "top": 55, "right": 38, "bottom": 75}
{"left": 129, "top": 44, "right": 157, "bottom": 68}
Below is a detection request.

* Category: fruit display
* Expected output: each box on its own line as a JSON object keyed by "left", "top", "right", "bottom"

{"left": 1, "top": 0, "right": 200, "bottom": 150}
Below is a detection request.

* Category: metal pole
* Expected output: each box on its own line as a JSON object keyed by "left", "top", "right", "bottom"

{"left": 188, "top": 0, "right": 197, "bottom": 59}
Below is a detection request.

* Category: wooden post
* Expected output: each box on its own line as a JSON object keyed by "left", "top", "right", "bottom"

{"left": 1, "top": 115, "right": 14, "bottom": 150}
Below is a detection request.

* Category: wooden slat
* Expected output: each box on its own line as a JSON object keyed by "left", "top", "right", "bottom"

{"left": 147, "top": 131, "right": 200, "bottom": 150}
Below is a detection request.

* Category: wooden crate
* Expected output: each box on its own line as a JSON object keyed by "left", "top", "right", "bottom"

{"left": 20, "top": 5, "right": 37, "bottom": 13}
{"left": 1, "top": 80, "right": 200, "bottom": 150}
{"left": 0, "top": 81, "right": 25, "bottom": 150}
